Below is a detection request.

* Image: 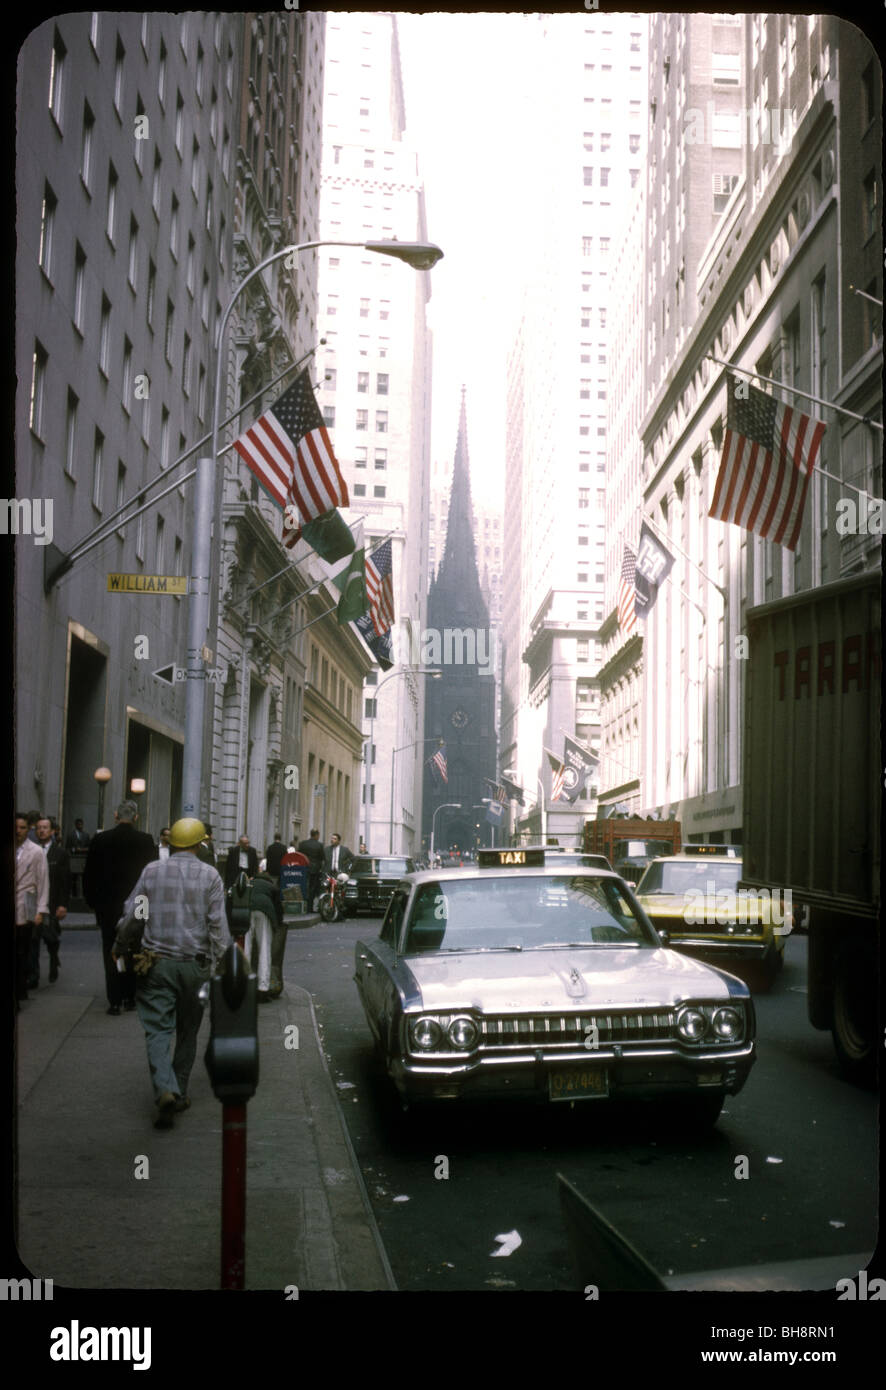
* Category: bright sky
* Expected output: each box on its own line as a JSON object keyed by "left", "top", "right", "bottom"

{"left": 397, "top": 13, "right": 539, "bottom": 513}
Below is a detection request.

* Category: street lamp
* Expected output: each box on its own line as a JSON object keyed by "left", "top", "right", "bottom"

{"left": 388, "top": 729, "right": 443, "bottom": 853}
{"left": 364, "top": 665, "right": 438, "bottom": 851}
{"left": 93, "top": 766, "right": 112, "bottom": 833}
{"left": 182, "top": 236, "right": 444, "bottom": 817}
{"left": 430, "top": 803, "right": 462, "bottom": 864}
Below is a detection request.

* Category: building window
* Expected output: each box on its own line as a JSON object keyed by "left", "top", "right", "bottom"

{"left": 582, "top": 236, "right": 593, "bottom": 256}
{"left": 158, "top": 38, "right": 167, "bottom": 105}
{"left": 359, "top": 298, "right": 369, "bottom": 318}
{"left": 354, "top": 446, "right": 367, "bottom": 469}
{"left": 80, "top": 103, "right": 94, "bottom": 190}
{"left": 377, "top": 372, "right": 388, "bottom": 394}
{"left": 182, "top": 332, "right": 191, "bottom": 395}
{"left": 356, "top": 409, "right": 368, "bottom": 430}
{"left": 29, "top": 342, "right": 47, "bottom": 437}
{"left": 170, "top": 193, "right": 179, "bottom": 257}
{"left": 583, "top": 166, "right": 593, "bottom": 186}
{"left": 629, "top": 133, "right": 640, "bottom": 154}
{"left": 201, "top": 272, "right": 209, "bottom": 326}
{"left": 578, "top": 489, "right": 589, "bottom": 508}
{"left": 92, "top": 428, "right": 104, "bottom": 511}
{"left": 164, "top": 299, "right": 174, "bottom": 362}
{"left": 160, "top": 407, "right": 170, "bottom": 468}
{"left": 155, "top": 515, "right": 165, "bottom": 572}
{"left": 354, "top": 483, "right": 366, "bottom": 496}
{"left": 99, "top": 296, "right": 111, "bottom": 376}
{"left": 106, "top": 164, "right": 118, "bottom": 243}
{"left": 152, "top": 151, "right": 162, "bottom": 215}
{"left": 38, "top": 184, "right": 56, "bottom": 279}
{"left": 712, "top": 53, "right": 740, "bottom": 84}
{"left": 323, "top": 405, "right": 335, "bottom": 427}
{"left": 599, "top": 168, "right": 610, "bottom": 187}
{"left": 128, "top": 217, "right": 139, "bottom": 289}
{"left": 73, "top": 244, "right": 86, "bottom": 331}
{"left": 48, "top": 30, "right": 66, "bottom": 128}
{"left": 577, "top": 640, "right": 589, "bottom": 662}
{"left": 122, "top": 337, "right": 132, "bottom": 409}
{"left": 374, "top": 449, "right": 386, "bottom": 469}
{"left": 175, "top": 91, "right": 184, "bottom": 154}
{"left": 64, "top": 389, "right": 78, "bottom": 478}
{"left": 357, "top": 371, "right": 369, "bottom": 392}
{"left": 113, "top": 36, "right": 125, "bottom": 114}
{"left": 373, "top": 485, "right": 386, "bottom": 498}
{"left": 375, "top": 411, "right": 388, "bottom": 432}
{"left": 191, "top": 137, "right": 200, "bottom": 197}
{"left": 197, "top": 363, "right": 206, "bottom": 419}
{"left": 379, "top": 301, "right": 390, "bottom": 320}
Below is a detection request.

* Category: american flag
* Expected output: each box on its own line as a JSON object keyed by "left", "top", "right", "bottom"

{"left": 233, "top": 368, "right": 349, "bottom": 523}
{"left": 545, "top": 749, "right": 566, "bottom": 803}
{"left": 618, "top": 545, "right": 638, "bottom": 635}
{"left": 709, "top": 376, "right": 826, "bottom": 551}
{"left": 484, "top": 778, "right": 508, "bottom": 805}
{"left": 430, "top": 742, "right": 448, "bottom": 784}
{"left": 365, "top": 539, "right": 395, "bottom": 636}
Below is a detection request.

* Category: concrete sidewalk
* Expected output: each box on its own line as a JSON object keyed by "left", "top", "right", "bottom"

{"left": 15, "top": 915, "right": 396, "bottom": 1292}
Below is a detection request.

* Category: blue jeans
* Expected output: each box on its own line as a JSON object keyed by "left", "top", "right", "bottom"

{"left": 135, "top": 957, "right": 210, "bottom": 1101}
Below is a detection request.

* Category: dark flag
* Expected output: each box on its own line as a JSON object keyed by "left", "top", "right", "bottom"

{"left": 562, "top": 734, "right": 598, "bottom": 804}
{"left": 634, "top": 522, "right": 673, "bottom": 616}
{"left": 545, "top": 749, "right": 566, "bottom": 803}
{"left": 354, "top": 611, "right": 394, "bottom": 670}
{"left": 501, "top": 775, "right": 525, "bottom": 807}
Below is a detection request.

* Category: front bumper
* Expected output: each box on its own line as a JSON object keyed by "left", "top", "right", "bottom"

{"left": 344, "top": 884, "right": 398, "bottom": 912}
{"left": 389, "top": 1042, "right": 756, "bottom": 1104}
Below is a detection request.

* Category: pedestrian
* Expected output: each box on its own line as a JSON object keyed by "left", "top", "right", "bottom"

{"left": 65, "top": 818, "right": 91, "bottom": 852}
{"left": 25, "top": 810, "right": 41, "bottom": 844}
{"left": 196, "top": 821, "right": 217, "bottom": 869}
{"left": 245, "top": 868, "right": 282, "bottom": 1001}
{"left": 112, "top": 817, "right": 231, "bottom": 1129}
{"left": 324, "top": 832, "right": 353, "bottom": 877}
{"left": 14, "top": 813, "right": 49, "bottom": 1004}
{"left": 30, "top": 815, "right": 71, "bottom": 986}
{"left": 157, "top": 827, "right": 172, "bottom": 860}
{"left": 265, "top": 831, "right": 287, "bottom": 879}
{"left": 224, "top": 834, "right": 259, "bottom": 887}
{"left": 297, "top": 828, "right": 325, "bottom": 911}
{"left": 358, "top": 840, "right": 368, "bottom": 855}
{"left": 82, "top": 800, "right": 157, "bottom": 1015}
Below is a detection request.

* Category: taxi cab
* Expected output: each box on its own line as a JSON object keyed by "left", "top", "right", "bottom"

{"left": 353, "top": 847, "right": 756, "bottom": 1125}
{"left": 634, "top": 846, "right": 786, "bottom": 991}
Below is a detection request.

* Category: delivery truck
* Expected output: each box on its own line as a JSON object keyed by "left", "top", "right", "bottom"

{"left": 583, "top": 815, "right": 681, "bottom": 884}
{"left": 741, "top": 570, "right": 880, "bottom": 1083}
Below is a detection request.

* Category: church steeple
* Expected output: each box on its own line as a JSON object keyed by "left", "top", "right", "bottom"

{"left": 429, "top": 389, "right": 488, "bottom": 631}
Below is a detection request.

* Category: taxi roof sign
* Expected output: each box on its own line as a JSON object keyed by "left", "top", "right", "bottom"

{"left": 478, "top": 848, "right": 546, "bottom": 868}
{"left": 683, "top": 844, "right": 741, "bottom": 857}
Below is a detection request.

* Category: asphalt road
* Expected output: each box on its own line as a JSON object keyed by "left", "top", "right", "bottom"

{"left": 287, "top": 920, "right": 879, "bottom": 1293}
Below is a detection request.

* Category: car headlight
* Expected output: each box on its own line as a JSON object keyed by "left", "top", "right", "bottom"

{"left": 711, "top": 1006, "right": 743, "bottom": 1041}
{"left": 447, "top": 1015, "right": 479, "bottom": 1049}
{"left": 676, "top": 1007, "right": 708, "bottom": 1042}
{"left": 409, "top": 1016, "right": 443, "bottom": 1050}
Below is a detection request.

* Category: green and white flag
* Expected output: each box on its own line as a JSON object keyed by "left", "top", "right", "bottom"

{"left": 333, "top": 522, "right": 367, "bottom": 624}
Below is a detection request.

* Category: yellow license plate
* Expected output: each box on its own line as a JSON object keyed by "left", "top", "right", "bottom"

{"left": 549, "top": 1067, "right": 609, "bottom": 1101}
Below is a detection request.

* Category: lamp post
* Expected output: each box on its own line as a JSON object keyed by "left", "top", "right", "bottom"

{"left": 430, "top": 803, "right": 461, "bottom": 864}
{"left": 364, "top": 665, "right": 438, "bottom": 852}
{"left": 93, "top": 766, "right": 112, "bottom": 833}
{"left": 388, "top": 729, "right": 443, "bottom": 853}
{"left": 182, "top": 237, "right": 444, "bottom": 817}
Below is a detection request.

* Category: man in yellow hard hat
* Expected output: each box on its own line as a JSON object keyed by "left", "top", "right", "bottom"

{"left": 113, "top": 817, "right": 231, "bottom": 1129}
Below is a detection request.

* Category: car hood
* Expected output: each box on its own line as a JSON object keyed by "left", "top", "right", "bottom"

{"left": 638, "top": 891, "right": 776, "bottom": 923}
{"left": 403, "top": 947, "right": 738, "bottom": 1013}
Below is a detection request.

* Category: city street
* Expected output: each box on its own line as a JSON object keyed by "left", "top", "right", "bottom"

{"left": 288, "top": 918, "right": 877, "bottom": 1292}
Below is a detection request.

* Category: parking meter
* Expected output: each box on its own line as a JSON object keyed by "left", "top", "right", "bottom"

{"left": 227, "top": 870, "right": 252, "bottom": 942}
{"left": 204, "top": 942, "right": 259, "bottom": 1103}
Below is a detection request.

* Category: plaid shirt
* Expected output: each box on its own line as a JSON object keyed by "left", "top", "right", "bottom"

{"left": 114, "top": 852, "right": 230, "bottom": 968}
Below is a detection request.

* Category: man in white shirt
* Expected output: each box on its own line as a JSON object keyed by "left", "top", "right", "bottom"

{"left": 157, "top": 828, "right": 171, "bottom": 860}
{"left": 14, "top": 813, "right": 49, "bottom": 1004}
{"left": 324, "top": 833, "right": 353, "bottom": 877}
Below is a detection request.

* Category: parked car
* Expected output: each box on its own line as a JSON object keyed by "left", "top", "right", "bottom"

{"left": 343, "top": 855, "right": 416, "bottom": 915}
{"left": 354, "top": 848, "right": 756, "bottom": 1124}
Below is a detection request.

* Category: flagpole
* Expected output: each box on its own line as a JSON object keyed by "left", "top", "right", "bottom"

{"left": 706, "top": 355, "right": 884, "bottom": 434}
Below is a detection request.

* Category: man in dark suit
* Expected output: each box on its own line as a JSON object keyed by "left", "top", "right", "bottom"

{"left": 265, "top": 832, "right": 287, "bottom": 880}
{"left": 83, "top": 800, "right": 157, "bottom": 1014}
{"left": 324, "top": 833, "right": 354, "bottom": 877}
{"left": 297, "top": 828, "right": 326, "bottom": 912}
{"left": 65, "top": 818, "right": 91, "bottom": 851}
{"left": 31, "top": 815, "right": 71, "bottom": 985}
{"left": 224, "top": 834, "right": 260, "bottom": 887}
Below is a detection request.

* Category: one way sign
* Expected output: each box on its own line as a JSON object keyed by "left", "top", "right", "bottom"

{"left": 153, "top": 664, "right": 228, "bottom": 685}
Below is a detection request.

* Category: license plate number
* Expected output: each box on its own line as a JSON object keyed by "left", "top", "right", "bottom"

{"left": 549, "top": 1067, "right": 609, "bottom": 1101}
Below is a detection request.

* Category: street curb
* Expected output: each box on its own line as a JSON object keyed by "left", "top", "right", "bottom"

{"left": 299, "top": 986, "right": 398, "bottom": 1291}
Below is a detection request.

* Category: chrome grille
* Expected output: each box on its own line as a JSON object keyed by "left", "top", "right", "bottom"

{"left": 479, "top": 1010, "right": 676, "bottom": 1049}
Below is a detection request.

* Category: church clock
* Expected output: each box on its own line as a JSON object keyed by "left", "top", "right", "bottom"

{"left": 450, "top": 708, "right": 470, "bottom": 730}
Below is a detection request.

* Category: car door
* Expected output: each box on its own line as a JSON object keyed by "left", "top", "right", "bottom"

{"left": 357, "top": 888, "right": 408, "bottom": 1049}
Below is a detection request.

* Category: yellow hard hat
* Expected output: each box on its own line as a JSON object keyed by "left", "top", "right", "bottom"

{"left": 168, "top": 817, "right": 207, "bottom": 849}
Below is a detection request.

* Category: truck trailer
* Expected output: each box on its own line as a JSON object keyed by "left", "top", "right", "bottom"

{"left": 741, "top": 570, "right": 881, "bottom": 1083}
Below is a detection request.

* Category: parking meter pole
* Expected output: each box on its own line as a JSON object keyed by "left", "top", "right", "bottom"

{"left": 221, "top": 1103, "right": 248, "bottom": 1290}
{"left": 204, "top": 943, "right": 259, "bottom": 1292}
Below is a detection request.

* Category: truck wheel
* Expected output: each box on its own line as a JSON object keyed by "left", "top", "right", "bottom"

{"left": 832, "top": 953, "right": 876, "bottom": 1086}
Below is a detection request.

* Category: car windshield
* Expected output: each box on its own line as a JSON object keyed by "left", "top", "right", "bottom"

{"left": 352, "top": 858, "right": 411, "bottom": 875}
{"left": 402, "top": 875, "right": 656, "bottom": 952}
{"left": 638, "top": 860, "right": 742, "bottom": 895}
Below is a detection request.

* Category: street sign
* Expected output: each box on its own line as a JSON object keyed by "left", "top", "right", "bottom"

{"left": 107, "top": 572, "right": 188, "bottom": 594}
{"left": 153, "top": 664, "right": 228, "bottom": 686}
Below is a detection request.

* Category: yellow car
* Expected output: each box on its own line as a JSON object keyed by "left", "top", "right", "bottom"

{"left": 635, "top": 848, "right": 786, "bottom": 992}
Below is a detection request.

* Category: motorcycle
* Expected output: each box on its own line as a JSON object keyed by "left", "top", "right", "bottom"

{"left": 318, "top": 870, "right": 350, "bottom": 923}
